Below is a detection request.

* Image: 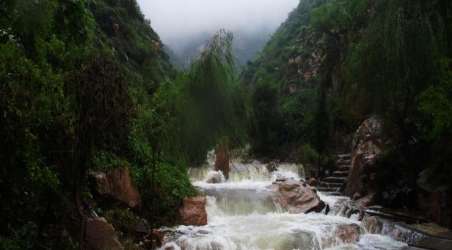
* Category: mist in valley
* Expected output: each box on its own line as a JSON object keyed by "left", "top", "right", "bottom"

{"left": 137, "top": 0, "right": 299, "bottom": 67}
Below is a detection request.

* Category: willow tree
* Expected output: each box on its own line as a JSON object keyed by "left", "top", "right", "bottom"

{"left": 154, "top": 30, "right": 249, "bottom": 165}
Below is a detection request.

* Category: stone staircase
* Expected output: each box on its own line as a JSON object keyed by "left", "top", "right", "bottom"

{"left": 316, "top": 153, "right": 351, "bottom": 196}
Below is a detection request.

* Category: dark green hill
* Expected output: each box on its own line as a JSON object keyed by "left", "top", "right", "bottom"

{"left": 0, "top": 1, "right": 190, "bottom": 249}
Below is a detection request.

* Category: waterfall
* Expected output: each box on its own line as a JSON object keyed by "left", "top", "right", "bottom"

{"left": 161, "top": 159, "right": 408, "bottom": 250}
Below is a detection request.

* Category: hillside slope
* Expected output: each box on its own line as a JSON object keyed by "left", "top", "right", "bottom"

{"left": 243, "top": 0, "right": 452, "bottom": 227}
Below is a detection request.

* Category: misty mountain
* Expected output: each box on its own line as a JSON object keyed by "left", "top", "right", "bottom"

{"left": 137, "top": 0, "right": 299, "bottom": 69}
{"left": 167, "top": 29, "right": 273, "bottom": 69}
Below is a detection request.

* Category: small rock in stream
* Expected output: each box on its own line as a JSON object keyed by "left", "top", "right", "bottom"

{"left": 271, "top": 179, "right": 325, "bottom": 214}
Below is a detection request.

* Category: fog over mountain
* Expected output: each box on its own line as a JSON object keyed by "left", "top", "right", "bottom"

{"left": 137, "top": 0, "right": 299, "bottom": 67}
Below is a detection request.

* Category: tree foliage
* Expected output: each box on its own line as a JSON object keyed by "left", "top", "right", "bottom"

{"left": 243, "top": 0, "right": 452, "bottom": 211}
{"left": 0, "top": 0, "right": 196, "bottom": 248}
{"left": 152, "top": 30, "right": 250, "bottom": 165}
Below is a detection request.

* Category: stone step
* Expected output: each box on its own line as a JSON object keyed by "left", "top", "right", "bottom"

{"left": 332, "top": 170, "right": 349, "bottom": 177}
{"left": 337, "top": 154, "right": 351, "bottom": 160}
{"left": 336, "top": 159, "right": 352, "bottom": 165}
{"left": 338, "top": 165, "right": 351, "bottom": 171}
{"left": 323, "top": 176, "right": 347, "bottom": 183}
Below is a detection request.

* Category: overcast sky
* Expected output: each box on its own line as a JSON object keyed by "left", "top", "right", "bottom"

{"left": 137, "top": 0, "right": 299, "bottom": 48}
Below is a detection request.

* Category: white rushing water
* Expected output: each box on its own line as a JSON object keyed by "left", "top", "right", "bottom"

{"left": 161, "top": 158, "right": 408, "bottom": 250}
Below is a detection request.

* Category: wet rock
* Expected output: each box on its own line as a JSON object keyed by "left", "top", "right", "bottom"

{"left": 333, "top": 199, "right": 363, "bottom": 219}
{"left": 307, "top": 177, "right": 318, "bottom": 187}
{"left": 215, "top": 143, "right": 230, "bottom": 179}
{"left": 377, "top": 220, "right": 452, "bottom": 250}
{"left": 91, "top": 167, "right": 141, "bottom": 208}
{"left": 179, "top": 196, "right": 208, "bottom": 226}
{"left": 205, "top": 171, "right": 225, "bottom": 184}
{"left": 345, "top": 116, "right": 386, "bottom": 199}
{"left": 275, "top": 176, "right": 288, "bottom": 182}
{"left": 271, "top": 179, "right": 325, "bottom": 213}
{"left": 356, "top": 193, "right": 375, "bottom": 208}
{"left": 362, "top": 216, "right": 383, "bottom": 234}
{"left": 335, "top": 224, "right": 361, "bottom": 244}
{"left": 266, "top": 161, "right": 279, "bottom": 172}
{"left": 85, "top": 217, "right": 124, "bottom": 250}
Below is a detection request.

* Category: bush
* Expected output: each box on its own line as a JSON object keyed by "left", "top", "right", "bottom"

{"left": 298, "top": 144, "right": 319, "bottom": 164}
{"left": 311, "top": 0, "right": 368, "bottom": 32}
{"left": 137, "top": 161, "right": 196, "bottom": 225}
{"left": 104, "top": 208, "right": 141, "bottom": 235}
{"left": 92, "top": 151, "right": 130, "bottom": 171}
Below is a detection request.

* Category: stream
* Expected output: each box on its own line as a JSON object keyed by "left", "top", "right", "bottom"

{"left": 160, "top": 159, "right": 409, "bottom": 250}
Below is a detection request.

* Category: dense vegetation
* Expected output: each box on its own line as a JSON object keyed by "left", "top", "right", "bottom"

{"left": 1, "top": 0, "right": 452, "bottom": 248}
{"left": 0, "top": 1, "right": 245, "bottom": 249}
{"left": 243, "top": 0, "right": 452, "bottom": 225}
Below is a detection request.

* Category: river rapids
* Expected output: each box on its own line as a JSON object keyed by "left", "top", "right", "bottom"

{"left": 160, "top": 158, "right": 408, "bottom": 250}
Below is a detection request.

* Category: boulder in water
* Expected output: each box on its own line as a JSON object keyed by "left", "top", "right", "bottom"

{"left": 205, "top": 171, "right": 225, "bottom": 184}
{"left": 90, "top": 167, "right": 141, "bottom": 208}
{"left": 271, "top": 179, "right": 325, "bottom": 213}
{"left": 335, "top": 224, "right": 361, "bottom": 244}
{"left": 362, "top": 216, "right": 383, "bottom": 234}
{"left": 179, "top": 196, "right": 208, "bottom": 226}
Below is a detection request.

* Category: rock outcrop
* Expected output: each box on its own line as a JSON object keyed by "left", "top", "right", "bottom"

{"left": 91, "top": 167, "right": 141, "bottom": 208}
{"left": 271, "top": 179, "right": 325, "bottom": 214}
{"left": 179, "top": 196, "right": 208, "bottom": 226}
{"left": 85, "top": 217, "right": 124, "bottom": 250}
{"left": 345, "top": 116, "right": 387, "bottom": 203}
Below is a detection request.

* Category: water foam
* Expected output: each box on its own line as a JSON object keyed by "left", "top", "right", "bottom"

{"left": 162, "top": 159, "right": 407, "bottom": 250}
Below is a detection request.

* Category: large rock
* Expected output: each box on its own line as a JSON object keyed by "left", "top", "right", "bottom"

{"left": 179, "top": 196, "right": 208, "bottom": 226}
{"left": 85, "top": 217, "right": 124, "bottom": 250}
{"left": 92, "top": 167, "right": 141, "bottom": 208}
{"left": 345, "top": 116, "right": 386, "bottom": 200}
{"left": 271, "top": 179, "right": 325, "bottom": 213}
{"left": 335, "top": 224, "right": 361, "bottom": 244}
{"left": 215, "top": 143, "right": 230, "bottom": 179}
